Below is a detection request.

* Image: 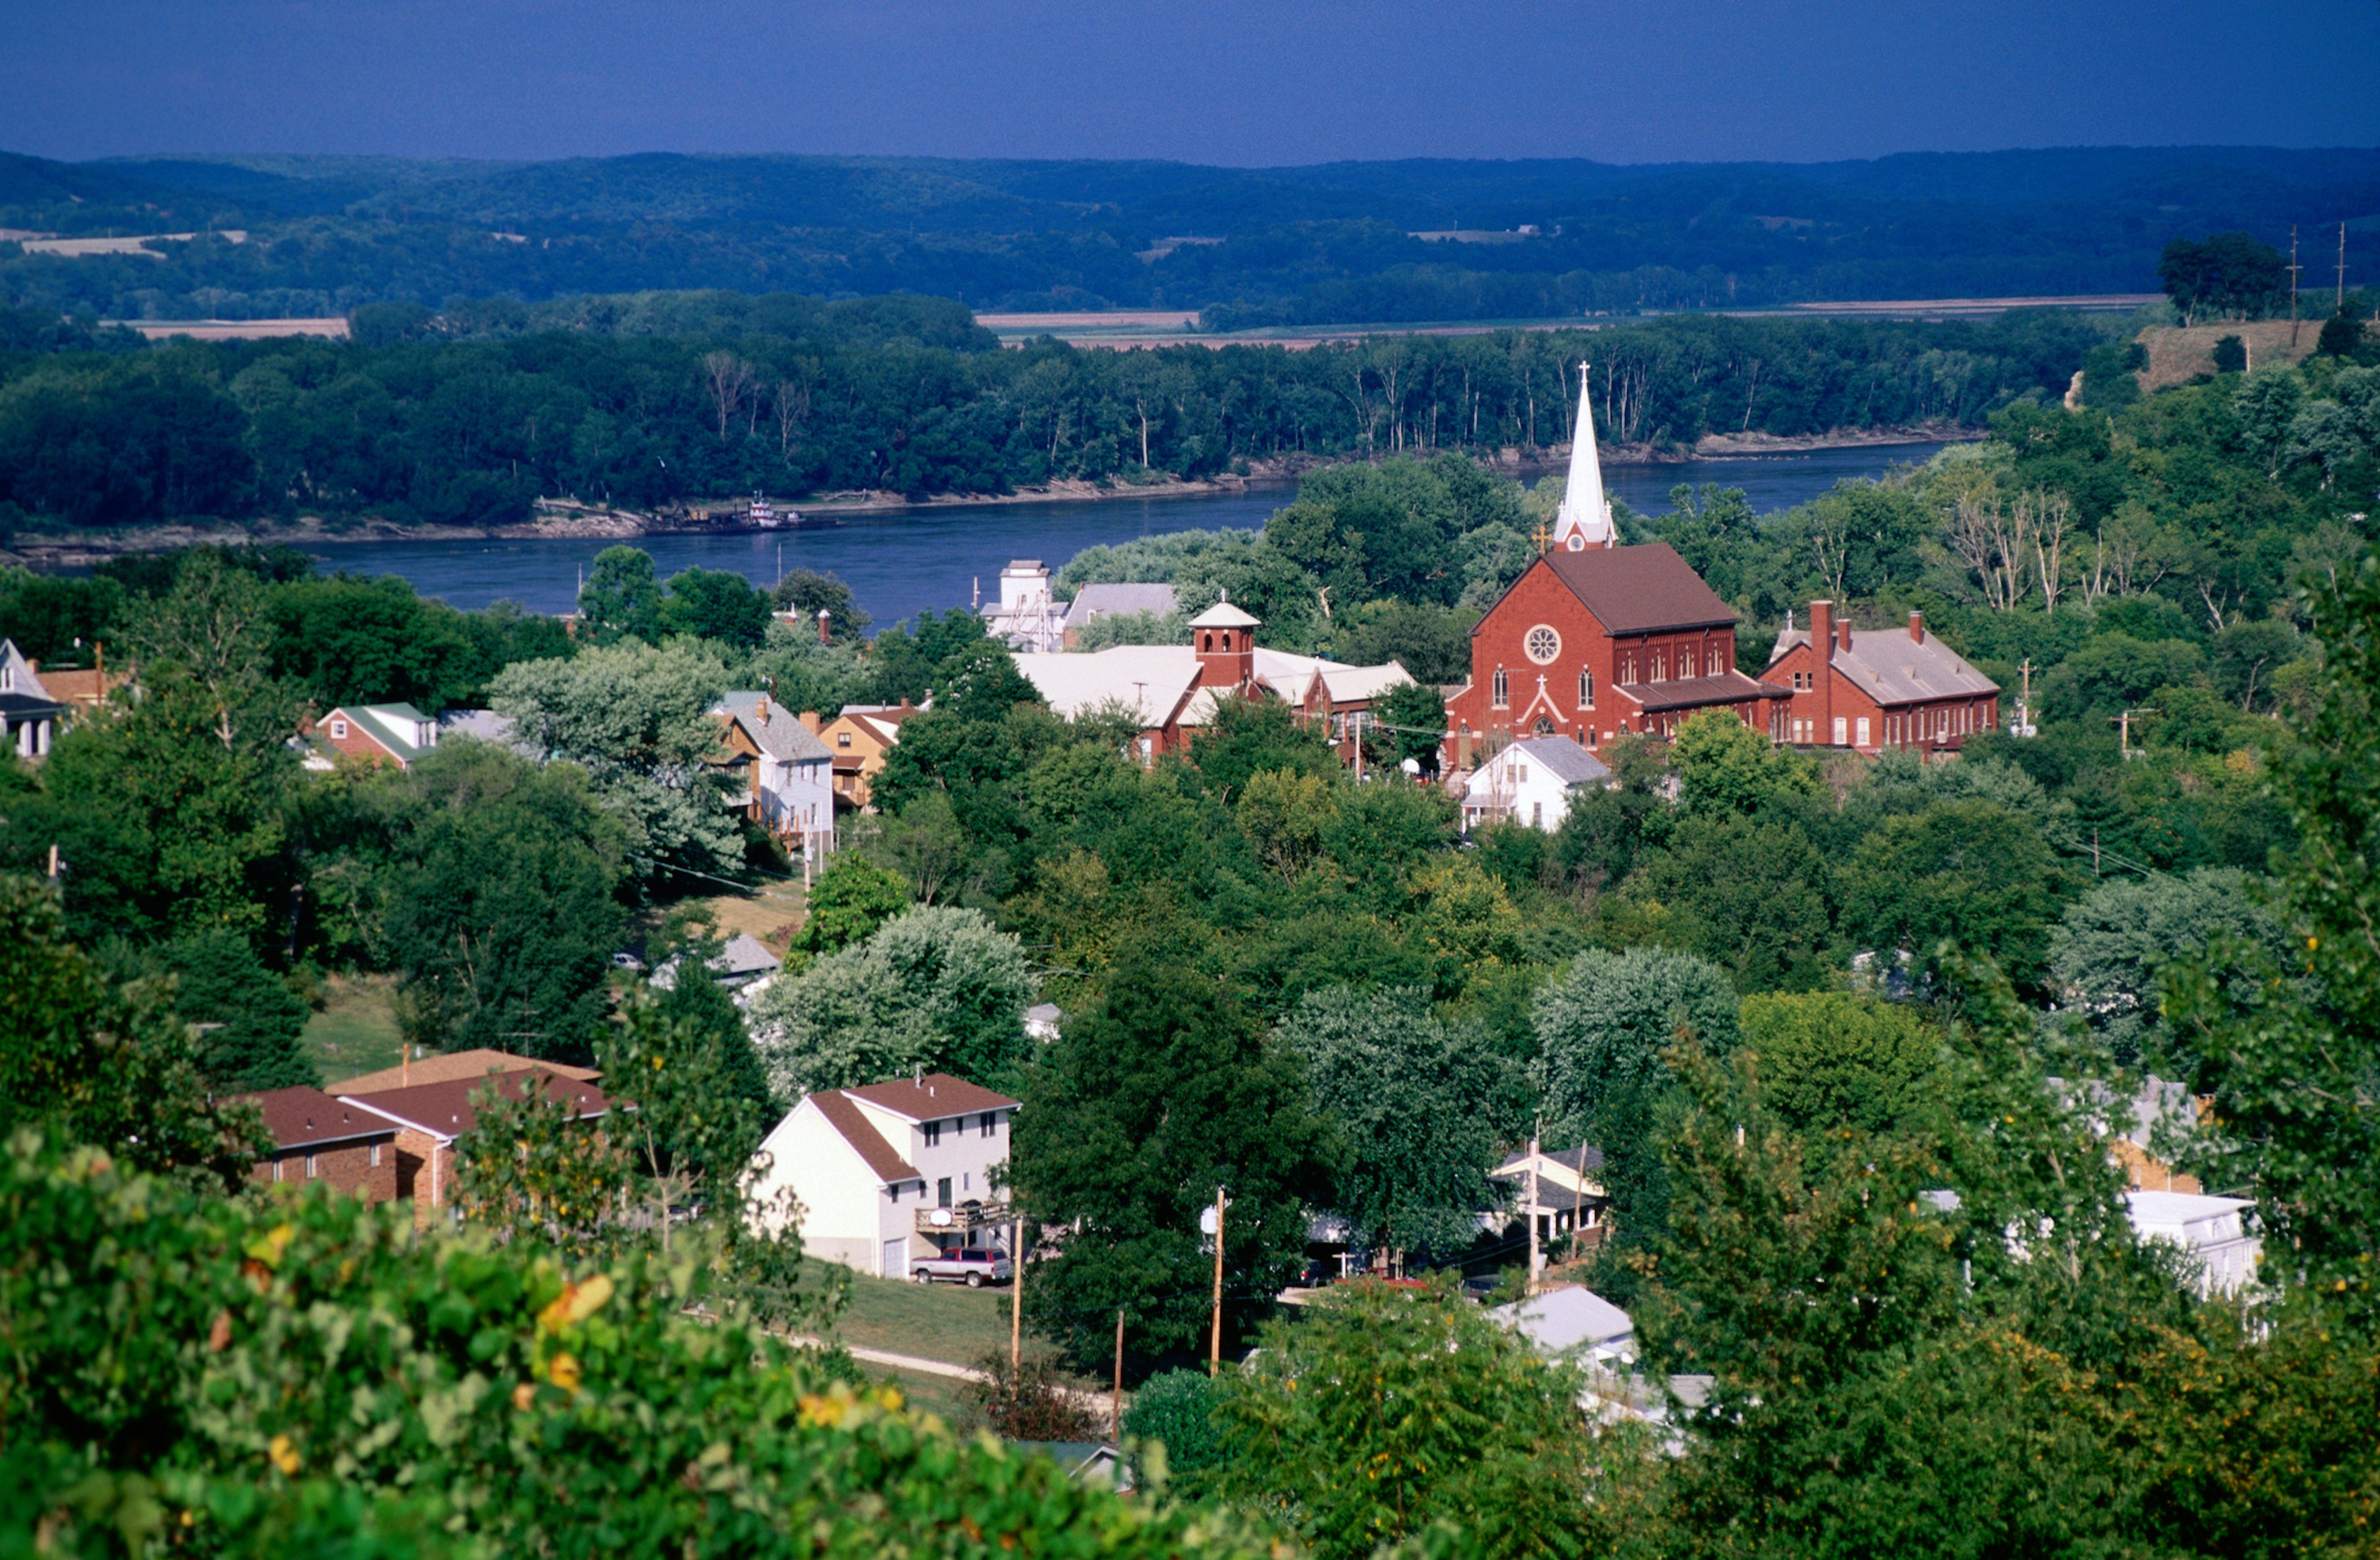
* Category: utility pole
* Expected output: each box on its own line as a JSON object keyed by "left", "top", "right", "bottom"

{"left": 2289, "top": 226, "right": 2303, "bottom": 347}
{"left": 2017, "top": 658, "right": 2035, "bottom": 738}
{"left": 1111, "top": 1311, "right": 1126, "bottom": 1442}
{"left": 1010, "top": 1215, "right": 1024, "bottom": 1375}
{"left": 1525, "top": 1124, "right": 1542, "bottom": 1295}
{"left": 1207, "top": 1186, "right": 1227, "bottom": 1377}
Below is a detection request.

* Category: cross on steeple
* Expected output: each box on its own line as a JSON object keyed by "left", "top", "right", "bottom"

{"left": 1532, "top": 521, "right": 1551, "bottom": 554}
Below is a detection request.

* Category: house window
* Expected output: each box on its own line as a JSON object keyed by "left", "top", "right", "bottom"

{"left": 924, "top": 1119, "right": 943, "bottom": 1148}
{"left": 938, "top": 1177, "right": 953, "bottom": 1208}
{"left": 1856, "top": 717, "right": 1871, "bottom": 746}
{"left": 1681, "top": 647, "right": 1698, "bottom": 679}
{"left": 1517, "top": 764, "right": 1529, "bottom": 783}
{"left": 1532, "top": 802, "right": 1543, "bottom": 827}
{"left": 305, "top": 1154, "right": 319, "bottom": 1178}
{"left": 370, "top": 1142, "right": 382, "bottom": 1167}
{"left": 1491, "top": 669, "right": 1509, "bottom": 708}
{"left": 980, "top": 1112, "right": 997, "bottom": 1139}
{"left": 1577, "top": 669, "right": 1594, "bottom": 709}
{"left": 889, "top": 1181, "right": 901, "bottom": 1202}
{"left": 837, "top": 732, "right": 852, "bottom": 747}
{"left": 1833, "top": 716, "right": 1849, "bottom": 745}
{"left": 330, "top": 720, "right": 348, "bottom": 739}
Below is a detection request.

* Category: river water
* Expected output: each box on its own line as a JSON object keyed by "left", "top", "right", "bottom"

{"left": 302, "top": 442, "right": 1947, "bottom": 627}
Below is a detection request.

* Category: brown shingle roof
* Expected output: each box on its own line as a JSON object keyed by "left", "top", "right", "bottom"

{"left": 842, "top": 1073, "right": 1021, "bottom": 1122}
{"left": 1613, "top": 669, "right": 1792, "bottom": 713}
{"left": 333, "top": 1047, "right": 599, "bottom": 1096}
{"left": 810, "top": 1090, "right": 923, "bottom": 1184}
{"left": 342, "top": 1069, "right": 610, "bottom": 1143}
{"left": 236, "top": 1086, "right": 399, "bottom": 1152}
{"left": 1541, "top": 545, "right": 1740, "bottom": 635}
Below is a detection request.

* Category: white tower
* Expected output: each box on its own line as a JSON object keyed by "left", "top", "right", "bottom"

{"left": 1550, "top": 363, "right": 1615, "bottom": 551}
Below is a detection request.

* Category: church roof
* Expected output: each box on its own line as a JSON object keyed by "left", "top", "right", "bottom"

{"left": 1540, "top": 544, "right": 1739, "bottom": 635}
{"left": 1551, "top": 362, "right": 1615, "bottom": 550}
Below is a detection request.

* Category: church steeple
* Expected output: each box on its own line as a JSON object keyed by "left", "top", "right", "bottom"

{"left": 1550, "top": 362, "right": 1615, "bottom": 552}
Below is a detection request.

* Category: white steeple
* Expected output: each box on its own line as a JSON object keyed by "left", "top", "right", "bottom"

{"left": 1550, "top": 362, "right": 1615, "bottom": 551}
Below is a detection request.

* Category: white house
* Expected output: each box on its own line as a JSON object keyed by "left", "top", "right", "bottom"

{"left": 746, "top": 1072, "right": 1021, "bottom": 1279}
{"left": 0, "top": 640, "right": 64, "bottom": 761}
{"left": 2124, "top": 1190, "right": 2262, "bottom": 1298}
{"left": 1460, "top": 734, "right": 1611, "bottom": 832}
{"left": 711, "top": 692, "right": 835, "bottom": 858}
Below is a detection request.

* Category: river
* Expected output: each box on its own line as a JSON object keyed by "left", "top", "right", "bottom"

{"left": 302, "top": 443, "right": 1947, "bottom": 627}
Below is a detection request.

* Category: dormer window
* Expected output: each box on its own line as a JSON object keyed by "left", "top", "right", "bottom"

{"left": 330, "top": 719, "right": 348, "bottom": 739}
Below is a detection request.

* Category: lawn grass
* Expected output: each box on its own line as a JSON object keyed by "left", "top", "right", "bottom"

{"left": 832, "top": 1270, "right": 1017, "bottom": 1367}
{"left": 303, "top": 974, "right": 405, "bottom": 1085}
{"left": 868, "top": 1363, "right": 980, "bottom": 1427}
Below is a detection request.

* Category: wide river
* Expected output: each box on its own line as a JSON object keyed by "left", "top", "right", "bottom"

{"left": 306, "top": 442, "right": 1947, "bottom": 627}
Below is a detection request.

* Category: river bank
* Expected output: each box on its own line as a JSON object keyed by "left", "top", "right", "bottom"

{"left": 0, "top": 426, "right": 1970, "bottom": 570}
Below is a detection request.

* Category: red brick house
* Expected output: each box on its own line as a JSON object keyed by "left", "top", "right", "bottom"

{"left": 1443, "top": 545, "right": 1791, "bottom": 772}
{"left": 338, "top": 1068, "right": 612, "bottom": 1229}
{"left": 299, "top": 703, "right": 440, "bottom": 770}
{"left": 1765, "top": 601, "right": 2001, "bottom": 756}
{"left": 240, "top": 1086, "right": 400, "bottom": 1202}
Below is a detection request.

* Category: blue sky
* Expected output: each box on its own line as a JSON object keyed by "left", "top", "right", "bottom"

{"left": 4, "top": 0, "right": 2376, "bottom": 165}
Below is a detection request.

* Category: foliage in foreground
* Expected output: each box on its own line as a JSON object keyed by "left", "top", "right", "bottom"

{"left": 0, "top": 1134, "right": 1279, "bottom": 1559}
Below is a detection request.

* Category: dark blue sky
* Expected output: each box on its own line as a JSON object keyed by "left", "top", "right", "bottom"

{"left": 5, "top": 0, "right": 2376, "bottom": 166}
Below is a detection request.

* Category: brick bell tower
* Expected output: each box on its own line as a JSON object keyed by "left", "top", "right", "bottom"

{"left": 1189, "top": 591, "right": 1261, "bottom": 690}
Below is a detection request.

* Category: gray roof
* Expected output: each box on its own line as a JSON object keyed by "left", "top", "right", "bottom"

{"left": 1495, "top": 1286, "right": 1635, "bottom": 1355}
{"left": 1505, "top": 736, "right": 1611, "bottom": 786}
{"left": 1497, "top": 1142, "right": 1606, "bottom": 1176}
{"left": 1770, "top": 625, "right": 1998, "bottom": 705}
{"left": 715, "top": 932, "right": 782, "bottom": 980}
{"left": 1062, "top": 582, "right": 1180, "bottom": 630}
{"left": 1614, "top": 669, "right": 1792, "bottom": 713}
{"left": 713, "top": 692, "right": 832, "bottom": 762}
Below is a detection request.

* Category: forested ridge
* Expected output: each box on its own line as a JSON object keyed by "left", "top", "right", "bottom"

{"left": 4, "top": 144, "right": 2377, "bottom": 326}
{"left": 4, "top": 260, "right": 2380, "bottom": 1556}
{"left": 0, "top": 293, "right": 2110, "bottom": 532}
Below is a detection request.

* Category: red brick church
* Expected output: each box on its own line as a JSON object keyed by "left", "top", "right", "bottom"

{"left": 1442, "top": 364, "right": 2000, "bottom": 773}
{"left": 1443, "top": 369, "right": 1791, "bottom": 770}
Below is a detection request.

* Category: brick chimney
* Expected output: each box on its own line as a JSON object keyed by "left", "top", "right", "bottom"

{"left": 1837, "top": 613, "right": 1854, "bottom": 654}
{"left": 1807, "top": 601, "right": 1835, "bottom": 746}
{"left": 757, "top": 694, "right": 771, "bottom": 725}
{"left": 816, "top": 608, "right": 832, "bottom": 645}
{"left": 798, "top": 710, "right": 822, "bottom": 734}
{"left": 1908, "top": 610, "right": 1924, "bottom": 643}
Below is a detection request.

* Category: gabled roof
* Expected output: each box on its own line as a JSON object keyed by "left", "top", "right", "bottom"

{"left": 843, "top": 1073, "right": 1021, "bottom": 1122}
{"left": 237, "top": 1085, "right": 399, "bottom": 1152}
{"left": 0, "top": 640, "right": 66, "bottom": 719}
{"left": 1496, "top": 1286, "right": 1635, "bottom": 1355}
{"left": 809, "top": 1089, "right": 923, "bottom": 1184}
{"left": 1499, "top": 736, "right": 1611, "bottom": 786}
{"left": 1769, "top": 625, "right": 1998, "bottom": 704}
{"left": 1013, "top": 647, "right": 1203, "bottom": 727}
{"left": 1538, "top": 544, "right": 1739, "bottom": 635}
{"left": 1613, "top": 669, "right": 1792, "bottom": 713}
{"left": 1063, "top": 583, "right": 1180, "bottom": 629}
{"left": 334, "top": 1047, "right": 598, "bottom": 1096}
{"left": 713, "top": 692, "right": 832, "bottom": 761}
{"left": 341, "top": 1068, "right": 610, "bottom": 1144}
{"left": 1315, "top": 662, "right": 1415, "bottom": 704}
{"left": 1187, "top": 591, "right": 1260, "bottom": 629}
{"left": 318, "top": 704, "right": 435, "bottom": 764}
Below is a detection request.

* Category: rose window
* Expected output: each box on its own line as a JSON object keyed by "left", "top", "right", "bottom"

{"left": 1523, "top": 625, "right": 1561, "bottom": 665}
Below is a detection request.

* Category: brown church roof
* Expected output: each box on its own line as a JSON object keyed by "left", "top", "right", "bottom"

{"left": 1541, "top": 544, "right": 1739, "bottom": 635}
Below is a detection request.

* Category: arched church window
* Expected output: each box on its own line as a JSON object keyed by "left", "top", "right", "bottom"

{"left": 1577, "top": 669, "right": 1594, "bottom": 710}
{"left": 1201, "top": 632, "right": 1212, "bottom": 651}
{"left": 1491, "top": 668, "right": 1509, "bottom": 708}
{"left": 1533, "top": 717, "right": 1555, "bottom": 737}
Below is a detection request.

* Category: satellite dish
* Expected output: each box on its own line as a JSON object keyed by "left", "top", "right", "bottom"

{"left": 1199, "top": 1205, "right": 1219, "bottom": 1236}
{"left": 930, "top": 1209, "right": 953, "bottom": 1227}
{"left": 1400, "top": 757, "right": 1422, "bottom": 776}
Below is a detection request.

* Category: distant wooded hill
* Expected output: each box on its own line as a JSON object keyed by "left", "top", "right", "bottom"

{"left": 2, "top": 146, "right": 2376, "bottom": 326}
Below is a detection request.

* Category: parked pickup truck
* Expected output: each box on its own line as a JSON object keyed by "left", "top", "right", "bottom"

{"left": 910, "top": 1247, "right": 1013, "bottom": 1287}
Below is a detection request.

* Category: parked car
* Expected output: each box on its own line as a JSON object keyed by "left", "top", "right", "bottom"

{"left": 910, "top": 1247, "right": 1012, "bottom": 1287}
{"left": 610, "top": 951, "right": 644, "bottom": 971}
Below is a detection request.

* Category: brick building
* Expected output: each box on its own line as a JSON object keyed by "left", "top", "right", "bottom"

{"left": 1442, "top": 545, "right": 1791, "bottom": 772}
{"left": 240, "top": 1086, "right": 400, "bottom": 1202}
{"left": 299, "top": 703, "right": 440, "bottom": 770}
{"left": 339, "top": 1068, "right": 612, "bottom": 1229}
{"left": 1765, "top": 602, "right": 2000, "bottom": 756}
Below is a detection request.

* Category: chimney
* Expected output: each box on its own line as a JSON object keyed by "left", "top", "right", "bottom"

{"left": 898, "top": 697, "right": 914, "bottom": 714}
{"left": 817, "top": 608, "right": 832, "bottom": 645}
{"left": 1838, "top": 614, "right": 1854, "bottom": 654}
{"left": 1807, "top": 601, "right": 1833, "bottom": 656}
{"left": 758, "top": 694, "right": 771, "bottom": 725}
{"left": 1808, "top": 601, "right": 1836, "bottom": 746}
{"left": 798, "top": 710, "right": 822, "bottom": 734}
{"left": 1908, "top": 610, "right": 1924, "bottom": 643}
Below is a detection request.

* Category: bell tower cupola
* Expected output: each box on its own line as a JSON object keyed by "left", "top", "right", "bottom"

{"left": 1189, "top": 591, "right": 1261, "bottom": 690}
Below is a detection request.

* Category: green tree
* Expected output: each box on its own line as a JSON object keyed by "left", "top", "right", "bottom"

{"left": 378, "top": 742, "right": 627, "bottom": 1064}
{"left": 266, "top": 574, "right": 477, "bottom": 710}
{"left": 2315, "top": 308, "right": 2366, "bottom": 359}
{"left": 1274, "top": 985, "right": 1522, "bottom": 1253}
{"left": 598, "top": 986, "right": 769, "bottom": 1255}
{"left": 453, "top": 1070, "right": 632, "bottom": 1262}
{"left": 1838, "top": 799, "right": 2071, "bottom": 994}
{"left": 769, "top": 567, "right": 871, "bottom": 641}
{"left": 159, "top": 928, "right": 317, "bottom": 1091}
{"left": 1120, "top": 1368, "right": 1228, "bottom": 1496}
{"left": 1010, "top": 961, "right": 1341, "bottom": 1368}
{"left": 793, "top": 853, "right": 912, "bottom": 954}
{"left": 1533, "top": 945, "right": 1739, "bottom": 1129}
{"left": 2049, "top": 867, "right": 2285, "bottom": 1071}
{"left": 1371, "top": 679, "right": 1448, "bottom": 774}
{"left": 576, "top": 544, "right": 665, "bottom": 643}
{"left": 2210, "top": 333, "right": 2248, "bottom": 374}
{"left": 748, "top": 906, "right": 1033, "bottom": 1098}
{"left": 659, "top": 565, "right": 772, "bottom": 648}
{"left": 0, "top": 874, "right": 267, "bottom": 1189}
{"left": 2158, "top": 231, "right": 2287, "bottom": 325}
{"left": 1672, "top": 708, "right": 1822, "bottom": 819}
{"left": 1214, "top": 1280, "right": 1625, "bottom": 1560}
{"left": 1629, "top": 813, "right": 1835, "bottom": 992}
{"left": 489, "top": 637, "right": 742, "bottom": 879}
{"left": 1738, "top": 990, "right": 1939, "bottom": 1133}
